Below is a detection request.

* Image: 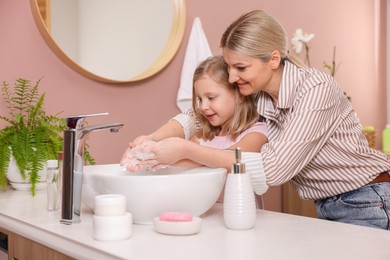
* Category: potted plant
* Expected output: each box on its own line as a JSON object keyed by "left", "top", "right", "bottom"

{"left": 0, "top": 78, "right": 66, "bottom": 195}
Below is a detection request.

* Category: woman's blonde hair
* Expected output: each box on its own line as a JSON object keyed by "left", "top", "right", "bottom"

{"left": 192, "top": 56, "right": 259, "bottom": 141}
{"left": 220, "top": 10, "right": 304, "bottom": 67}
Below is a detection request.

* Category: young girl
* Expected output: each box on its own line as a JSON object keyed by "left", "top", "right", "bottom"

{"left": 121, "top": 55, "right": 268, "bottom": 171}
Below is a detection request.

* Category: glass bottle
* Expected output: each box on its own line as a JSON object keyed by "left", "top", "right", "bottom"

{"left": 46, "top": 159, "right": 59, "bottom": 211}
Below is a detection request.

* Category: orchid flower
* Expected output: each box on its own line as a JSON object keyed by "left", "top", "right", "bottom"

{"left": 291, "top": 28, "right": 315, "bottom": 53}
{"left": 291, "top": 28, "right": 314, "bottom": 67}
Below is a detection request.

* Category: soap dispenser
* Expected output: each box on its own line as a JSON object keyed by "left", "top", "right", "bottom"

{"left": 223, "top": 147, "right": 256, "bottom": 230}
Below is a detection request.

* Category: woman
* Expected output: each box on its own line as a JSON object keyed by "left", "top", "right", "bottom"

{"left": 125, "top": 10, "right": 390, "bottom": 230}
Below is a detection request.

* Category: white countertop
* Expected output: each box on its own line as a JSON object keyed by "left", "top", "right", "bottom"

{"left": 1, "top": 189, "right": 390, "bottom": 260}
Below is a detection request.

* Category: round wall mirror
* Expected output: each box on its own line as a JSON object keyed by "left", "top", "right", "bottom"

{"left": 30, "top": 0, "right": 186, "bottom": 83}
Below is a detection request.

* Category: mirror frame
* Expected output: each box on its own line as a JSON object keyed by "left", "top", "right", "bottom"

{"left": 29, "top": 0, "right": 186, "bottom": 83}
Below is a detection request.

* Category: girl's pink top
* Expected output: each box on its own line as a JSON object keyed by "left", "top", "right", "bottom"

{"left": 197, "top": 122, "right": 268, "bottom": 149}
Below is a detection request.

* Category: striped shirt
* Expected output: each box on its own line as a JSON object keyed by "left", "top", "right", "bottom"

{"left": 173, "top": 61, "right": 390, "bottom": 200}
{"left": 258, "top": 61, "right": 390, "bottom": 200}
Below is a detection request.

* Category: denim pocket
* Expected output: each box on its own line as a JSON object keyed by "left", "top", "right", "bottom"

{"left": 317, "top": 184, "right": 390, "bottom": 229}
{"left": 337, "top": 188, "right": 384, "bottom": 208}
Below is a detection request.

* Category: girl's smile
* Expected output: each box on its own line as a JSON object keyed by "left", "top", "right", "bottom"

{"left": 205, "top": 113, "right": 216, "bottom": 121}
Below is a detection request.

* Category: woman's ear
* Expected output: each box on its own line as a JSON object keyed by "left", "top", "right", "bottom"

{"left": 270, "top": 50, "right": 282, "bottom": 69}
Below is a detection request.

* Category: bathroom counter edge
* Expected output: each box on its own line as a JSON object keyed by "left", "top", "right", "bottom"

{"left": 0, "top": 189, "right": 389, "bottom": 260}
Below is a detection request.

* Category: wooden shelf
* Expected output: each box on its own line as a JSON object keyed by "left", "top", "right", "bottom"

{"left": 0, "top": 226, "right": 72, "bottom": 260}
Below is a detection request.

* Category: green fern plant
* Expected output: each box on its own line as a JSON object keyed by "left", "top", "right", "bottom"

{"left": 0, "top": 78, "right": 65, "bottom": 195}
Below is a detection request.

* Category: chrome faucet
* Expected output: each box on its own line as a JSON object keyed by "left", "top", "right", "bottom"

{"left": 60, "top": 113, "right": 124, "bottom": 224}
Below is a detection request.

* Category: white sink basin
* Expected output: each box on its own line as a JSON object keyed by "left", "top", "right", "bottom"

{"left": 82, "top": 164, "right": 227, "bottom": 224}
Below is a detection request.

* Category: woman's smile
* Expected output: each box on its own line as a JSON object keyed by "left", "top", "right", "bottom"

{"left": 237, "top": 82, "right": 250, "bottom": 89}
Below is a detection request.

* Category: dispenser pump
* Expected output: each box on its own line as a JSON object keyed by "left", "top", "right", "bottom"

{"left": 232, "top": 147, "right": 245, "bottom": 174}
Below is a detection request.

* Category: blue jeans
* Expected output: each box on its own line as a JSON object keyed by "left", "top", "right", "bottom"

{"left": 315, "top": 182, "right": 390, "bottom": 230}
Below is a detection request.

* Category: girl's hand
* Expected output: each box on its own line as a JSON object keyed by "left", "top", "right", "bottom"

{"left": 121, "top": 136, "right": 188, "bottom": 171}
{"left": 120, "top": 135, "right": 153, "bottom": 166}
{"left": 151, "top": 137, "right": 187, "bottom": 165}
{"left": 129, "top": 135, "right": 154, "bottom": 148}
{"left": 120, "top": 136, "right": 155, "bottom": 171}
{"left": 139, "top": 137, "right": 187, "bottom": 167}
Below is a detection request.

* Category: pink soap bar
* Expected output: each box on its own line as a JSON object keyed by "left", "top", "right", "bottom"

{"left": 159, "top": 212, "right": 193, "bottom": 222}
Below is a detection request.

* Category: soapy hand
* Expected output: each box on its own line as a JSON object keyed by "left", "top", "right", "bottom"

{"left": 120, "top": 140, "right": 160, "bottom": 172}
{"left": 137, "top": 137, "right": 186, "bottom": 171}
{"left": 120, "top": 135, "right": 154, "bottom": 171}
{"left": 121, "top": 137, "right": 187, "bottom": 172}
{"left": 130, "top": 135, "right": 153, "bottom": 147}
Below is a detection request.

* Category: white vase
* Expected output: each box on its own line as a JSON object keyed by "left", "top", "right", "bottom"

{"left": 7, "top": 155, "right": 47, "bottom": 191}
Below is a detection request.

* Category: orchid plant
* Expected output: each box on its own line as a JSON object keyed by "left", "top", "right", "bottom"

{"left": 323, "top": 46, "right": 350, "bottom": 100}
{"left": 291, "top": 28, "right": 315, "bottom": 67}
{"left": 291, "top": 29, "right": 349, "bottom": 101}
{"left": 323, "top": 46, "right": 341, "bottom": 77}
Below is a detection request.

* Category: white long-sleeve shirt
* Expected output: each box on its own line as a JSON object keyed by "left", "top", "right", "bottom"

{"left": 173, "top": 61, "right": 390, "bottom": 200}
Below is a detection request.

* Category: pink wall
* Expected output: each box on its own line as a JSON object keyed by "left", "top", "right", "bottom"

{"left": 0, "top": 0, "right": 387, "bottom": 212}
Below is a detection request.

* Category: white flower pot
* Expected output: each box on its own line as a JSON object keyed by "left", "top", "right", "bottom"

{"left": 7, "top": 156, "right": 47, "bottom": 191}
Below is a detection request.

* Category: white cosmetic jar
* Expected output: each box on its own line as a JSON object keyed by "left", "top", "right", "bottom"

{"left": 94, "top": 194, "right": 127, "bottom": 216}
{"left": 93, "top": 212, "right": 132, "bottom": 241}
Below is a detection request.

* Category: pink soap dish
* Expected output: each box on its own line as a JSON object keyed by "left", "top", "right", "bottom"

{"left": 153, "top": 216, "right": 202, "bottom": 235}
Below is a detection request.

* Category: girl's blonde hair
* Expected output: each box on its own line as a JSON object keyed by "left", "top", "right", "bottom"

{"left": 192, "top": 56, "right": 259, "bottom": 141}
{"left": 220, "top": 10, "right": 305, "bottom": 67}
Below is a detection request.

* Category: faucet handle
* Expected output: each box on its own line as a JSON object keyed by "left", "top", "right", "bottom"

{"left": 66, "top": 112, "right": 109, "bottom": 129}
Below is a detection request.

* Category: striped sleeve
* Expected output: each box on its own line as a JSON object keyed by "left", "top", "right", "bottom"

{"left": 171, "top": 110, "right": 196, "bottom": 140}
{"left": 242, "top": 152, "right": 268, "bottom": 195}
